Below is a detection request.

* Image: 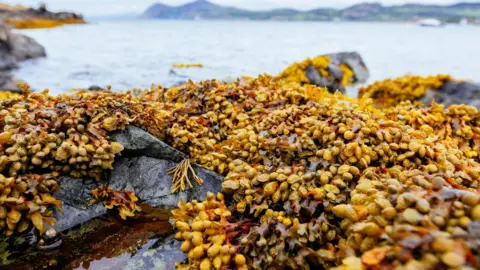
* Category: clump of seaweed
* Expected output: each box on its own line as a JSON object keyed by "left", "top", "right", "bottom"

{"left": 276, "top": 56, "right": 331, "bottom": 84}
{"left": 90, "top": 185, "right": 141, "bottom": 220}
{"left": 0, "top": 86, "right": 173, "bottom": 234}
{"left": 0, "top": 173, "right": 61, "bottom": 236}
{"left": 169, "top": 159, "right": 204, "bottom": 193}
{"left": 172, "top": 63, "right": 204, "bottom": 69}
{"left": 358, "top": 74, "right": 452, "bottom": 108}
{"left": 275, "top": 56, "right": 355, "bottom": 88}
{"left": 164, "top": 75, "right": 480, "bottom": 269}
{"left": 0, "top": 72, "right": 480, "bottom": 269}
{"left": 0, "top": 92, "right": 20, "bottom": 100}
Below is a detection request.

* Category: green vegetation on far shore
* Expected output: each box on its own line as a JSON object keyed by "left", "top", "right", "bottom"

{"left": 143, "top": 0, "right": 480, "bottom": 23}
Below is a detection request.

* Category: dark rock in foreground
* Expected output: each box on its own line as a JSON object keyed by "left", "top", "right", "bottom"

{"left": 53, "top": 125, "right": 223, "bottom": 233}
{"left": 422, "top": 80, "right": 480, "bottom": 108}
{"left": 110, "top": 125, "right": 185, "bottom": 162}
{"left": 0, "top": 125, "right": 220, "bottom": 269}
{"left": 109, "top": 156, "right": 222, "bottom": 210}
{"left": 31, "top": 126, "right": 221, "bottom": 269}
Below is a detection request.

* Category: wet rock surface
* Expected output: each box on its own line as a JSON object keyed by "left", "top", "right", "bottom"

{"left": 49, "top": 126, "right": 223, "bottom": 232}
{"left": 110, "top": 125, "right": 185, "bottom": 162}
{"left": 109, "top": 156, "right": 223, "bottom": 209}
{"left": 0, "top": 23, "right": 45, "bottom": 91}
{"left": 9, "top": 33, "right": 46, "bottom": 61}
{"left": 54, "top": 176, "right": 107, "bottom": 232}
{"left": 422, "top": 80, "right": 480, "bottom": 108}
{"left": 0, "top": 213, "right": 174, "bottom": 270}
{"left": 305, "top": 51, "right": 369, "bottom": 93}
{"left": 1, "top": 125, "right": 221, "bottom": 269}
{"left": 327, "top": 51, "right": 369, "bottom": 83}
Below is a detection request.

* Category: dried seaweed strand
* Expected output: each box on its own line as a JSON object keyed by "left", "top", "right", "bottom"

{"left": 169, "top": 159, "right": 204, "bottom": 193}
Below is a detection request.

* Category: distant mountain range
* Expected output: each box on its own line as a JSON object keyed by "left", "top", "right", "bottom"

{"left": 142, "top": 0, "right": 480, "bottom": 22}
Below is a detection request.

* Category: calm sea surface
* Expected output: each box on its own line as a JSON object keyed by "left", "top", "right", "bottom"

{"left": 12, "top": 20, "right": 480, "bottom": 96}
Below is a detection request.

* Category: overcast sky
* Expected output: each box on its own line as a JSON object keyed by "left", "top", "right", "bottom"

{"left": 4, "top": 0, "right": 469, "bottom": 16}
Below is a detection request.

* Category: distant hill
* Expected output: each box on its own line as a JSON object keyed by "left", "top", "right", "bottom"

{"left": 142, "top": 0, "right": 480, "bottom": 22}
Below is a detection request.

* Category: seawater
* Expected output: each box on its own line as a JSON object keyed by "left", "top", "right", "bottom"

{"left": 12, "top": 19, "right": 480, "bottom": 96}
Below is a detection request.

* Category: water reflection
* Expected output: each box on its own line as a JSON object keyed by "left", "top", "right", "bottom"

{"left": 0, "top": 206, "right": 181, "bottom": 270}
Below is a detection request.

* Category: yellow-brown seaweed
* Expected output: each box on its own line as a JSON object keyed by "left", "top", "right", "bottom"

{"left": 0, "top": 73, "right": 479, "bottom": 270}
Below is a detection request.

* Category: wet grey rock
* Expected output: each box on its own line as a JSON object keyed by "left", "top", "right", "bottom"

{"left": 0, "top": 24, "right": 19, "bottom": 70}
{"left": 327, "top": 51, "right": 369, "bottom": 83}
{"left": 9, "top": 33, "right": 46, "bottom": 61}
{"left": 0, "top": 72, "right": 19, "bottom": 91}
{"left": 421, "top": 80, "right": 480, "bottom": 108}
{"left": 54, "top": 176, "right": 107, "bottom": 232}
{"left": 0, "top": 23, "right": 46, "bottom": 64}
{"left": 327, "top": 64, "right": 344, "bottom": 81}
{"left": 0, "top": 23, "right": 45, "bottom": 92}
{"left": 306, "top": 65, "right": 343, "bottom": 93}
{"left": 111, "top": 125, "right": 185, "bottom": 162}
{"left": 304, "top": 51, "right": 369, "bottom": 93}
{"left": 109, "top": 156, "right": 223, "bottom": 209}
{"left": 87, "top": 85, "right": 104, "bottom": 91}
{"left": 51, "top": 126, "right": 223, "bottom": 232}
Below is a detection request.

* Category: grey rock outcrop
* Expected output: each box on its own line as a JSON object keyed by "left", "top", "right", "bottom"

{"left": 9, "top": 32, "right": 46, "bottom": 61}
{"left": 327, "top": 52, "right": 369, "bottom": 83}
{"left": 305, "top": 51, "right": 369, "bottom": 93}
{"left": 0, "top": 5, "right": 84, "bottom": 24}
{"left": 54, "top": 177, "right": 106, "bottom": 232}
{"left": 110, "top": 125, "right": 185, "bottom": 162}
{"left": 108, "top": 156, "right": 223, "bottom": 209}
{"left": 0, "top": 72, "right": 18, "bottom": 90}
{"left": 53, "top": 125, "right": 223, "bottom": 232}
{"left": 0, "top": 23, "right": 46, "bottom": 92}
{"left": 421, "top": 80, "right": 480, "bottom": 108}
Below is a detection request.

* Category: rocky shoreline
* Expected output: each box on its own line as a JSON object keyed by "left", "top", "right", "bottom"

{"left": 0, "top": 17, "right": 480, "bottom": 268}
{"left": 0, "top": 4, "right": 85, "bottom": 29}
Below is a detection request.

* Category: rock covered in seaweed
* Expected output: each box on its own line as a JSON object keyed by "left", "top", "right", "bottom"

{"left": 359, "top": 74, "right": 480, "bottom": 109}
{"left": 0, "top": 124, "right": 222, "bottom": 269}
{"left": 276, "top": 51, "right": 369, "bottom": 93}
{"left": 2, "top": 74, "right": 480, "bottom": 269}
{"left": 164, "top": 76, "right": 480, "bottom": 269}
{"left": 422, "top": 80, "right": 480, "bottom": 108}
{"left": 52, "top": 125, "right": 223, "bottom": 233}
{"left": 0, "top": 3, "right": 85, "bottom": 29}
{"left": 112, "top": 156, "right": 222, "bottom": 208}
